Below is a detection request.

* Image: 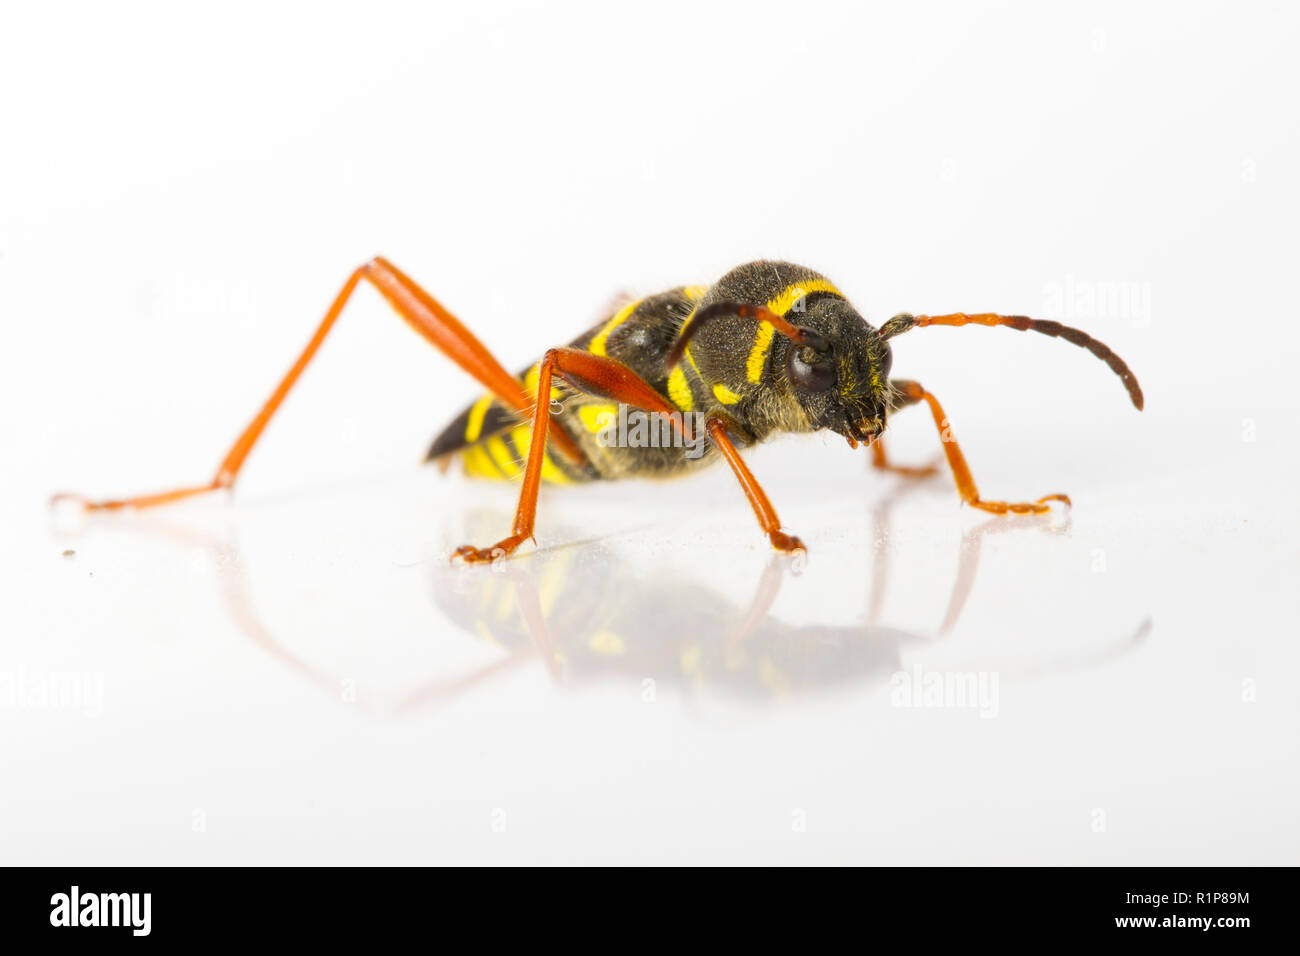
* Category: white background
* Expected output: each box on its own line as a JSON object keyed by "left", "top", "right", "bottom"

{"left": 2, "top": 0, "right": 1297, "bottom": 864}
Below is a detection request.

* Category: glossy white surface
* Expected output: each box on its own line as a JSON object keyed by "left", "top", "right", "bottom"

{"left": 3, "top": 1, "right": 1297, "bottom": 864}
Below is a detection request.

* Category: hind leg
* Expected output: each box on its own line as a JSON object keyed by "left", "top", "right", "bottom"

{"left": 54, "top": 257, "right": 584, "bottom": 511}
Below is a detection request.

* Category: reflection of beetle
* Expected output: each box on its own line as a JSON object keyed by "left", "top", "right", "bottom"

{"left": 64, "top": 492, "right": 1146, "bottom": 713}
{"left": 424, "top": 531, "right": 1148, "bottom": 709}
{"left": 433, "top": 548, "right": 918, "bottom": 702}
{"left": 418, "top": 483, "right": 1149, "bottom": 707}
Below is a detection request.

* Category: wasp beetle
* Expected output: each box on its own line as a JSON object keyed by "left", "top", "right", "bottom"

{"left": 56, "top": 258, "right": 1144, "bottom": 560}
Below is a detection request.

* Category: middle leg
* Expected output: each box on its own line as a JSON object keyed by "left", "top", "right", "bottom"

{"left": 453, "top": 347, "right": 690, "bottom": 563}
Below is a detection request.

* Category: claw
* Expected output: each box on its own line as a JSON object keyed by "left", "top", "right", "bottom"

{"left": 451, "top": 545, "right": 499, "bottom": 564}
{"left": 970, "top": 493, "right": 1071, "bottom": 516}
{"left": 769, "top": 530, "right": 806, "bottom": 554}
{"left": 451, "top": 533, "right": 530, "bottom": 565}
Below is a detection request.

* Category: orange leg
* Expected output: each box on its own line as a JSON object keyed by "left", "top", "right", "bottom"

{"left": 453, "top": 347, "right": 689, "bottom": 563}
{"left": 869, "top": 436, "right": 939, "bottom": 478}
{"left": 53, "top": 257, "right": 584, "bottom": 512}
{"left": 893, "top": 379, "right": 1070, "bottom": 516}
{"left": 706, "top": 417, "right": 805, "bottom": 554}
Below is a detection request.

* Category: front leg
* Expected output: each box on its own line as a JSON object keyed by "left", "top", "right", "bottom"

{"left": 706, "top": 417, "right": 805, "bottom": 554}
{"left": 869, "top": 437, "right": 939, "bottom": 478}
{"left": 892, "top": 379, "right": 1070, "bottom": 515}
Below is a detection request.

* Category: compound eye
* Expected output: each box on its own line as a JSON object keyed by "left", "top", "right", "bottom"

{"left": 787, "top": 340, "right": 836, "bottom": 392}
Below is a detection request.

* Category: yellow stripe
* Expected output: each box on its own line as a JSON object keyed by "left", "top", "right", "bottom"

{"left": 667, "top": 366, "right": 693, "bottom": 411}
{"left": 683, "top": 344, "right": 702, "bottom": 375}
{"left": 485, "top": 435, "right": 522, "bottom": 480}
{"left": 766, "top": 278, "right": 841, "bottom": 318}
{"left": 523, "top": 364, "right": 563, "bottom": 402}
{"left": 680, "top": 286, "right": 706, "bottom": 372}
{"left": 743, "top": 279, "right": 844, "bottom": 384}
{"left": 577, "top": 403, "right": 618, "bottom": 434}
{"left": 473, "top": 619, "right": 499, "bottom": 645}
{"left": 589, "top": 298, "right": 642, "bottom": 356}
{"left": 463, "top": 394, "right": 494, "bottom": 443}
{"left": 588, "top": 629, "right": 626, "bottom": 655}
{"left": 538, "top": 552, "right": 568, "bottom": 616}
{"left": 509, "top": 424, "right": 571, "bottom": 484}
{"left": 746, "top": 323, "right": 777, "bottom": 383}
{"left": 759, "top": 657, "right": 789, "bottom": 693}
{"left": 713, "top": 383, "right": 742, "bottom": 404}
{"left": 546, "top": 455, "right": 572, "bottom": 486}
{"left": 495, "top": 575, "right": 516, "bottom": 621}
{"left": 541, "top": 453, "right": 570, "bottom": 485}
{"left": 675, "top": 290, "right": 707, "bottom": 377}
{"left": 463, "top": 444, "right": 503, "bottom": 480}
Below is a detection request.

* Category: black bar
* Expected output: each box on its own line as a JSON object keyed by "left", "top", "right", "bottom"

{"left": 0, "top": 866, "right": 1286, "bottom": 943}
